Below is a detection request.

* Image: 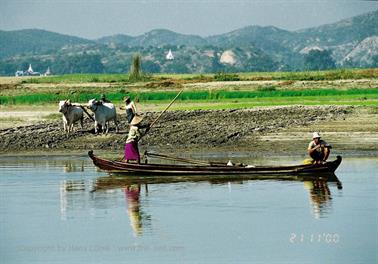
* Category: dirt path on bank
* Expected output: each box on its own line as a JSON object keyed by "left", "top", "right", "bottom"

{"left": 1, "top": 105, "right": 377, "bottom": 155}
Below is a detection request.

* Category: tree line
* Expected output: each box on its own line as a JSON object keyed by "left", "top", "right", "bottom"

{"left": 0, "top": 47, "right": 374, "bottom": 76}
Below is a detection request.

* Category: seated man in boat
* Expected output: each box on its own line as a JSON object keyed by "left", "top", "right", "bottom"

{"left": 307, "top": 132, "right": 332, "bottom": 164}
{"left": 124, "top": 115, "right": 150, "bottom": 164}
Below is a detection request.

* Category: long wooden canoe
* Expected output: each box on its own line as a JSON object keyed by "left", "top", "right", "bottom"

{"left": 88, "top": 150, "right": 342, "bottom": 176}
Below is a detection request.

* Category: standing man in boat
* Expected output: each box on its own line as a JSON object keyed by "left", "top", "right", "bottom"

{"left": 124, "top": 115, "right": 150, "bottom": 164}
{"left": 307, "top": 132, "right": 332, "bottom": 164}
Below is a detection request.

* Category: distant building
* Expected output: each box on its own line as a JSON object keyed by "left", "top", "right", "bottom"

{"left": 26, "top": 64, "right": 34, "bottom": 74}
{"left": 44, "top": 67, "right": 52, "bottom": 76}
{"left": 25, "top": 64, "right": 41, "bottom": 76}
{"left": 15, "top": 70, "right": 24, "bottom": 77}
{"left": 15, "top": 64, "right": 45, "bottom": 76}
{"left": 166, "top": 49, "right": 174, "bottom": 60}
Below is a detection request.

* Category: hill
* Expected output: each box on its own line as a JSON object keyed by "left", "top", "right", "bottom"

{"left": 0, "top": 29, "right": 94, "bottom": 59}
{"left": 98, "top": 29, "right": 207, "bottom": 47}
{"left": 0, "top": 10, "right": 377, "bottom": 75}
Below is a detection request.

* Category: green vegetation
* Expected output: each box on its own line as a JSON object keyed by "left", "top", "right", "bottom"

{"left": 129, "top": 54, "right": 142, "bottom": 81}
{"left": 1, "top": 88, "right": 377, "bottom": 106}
{"left": 128, "top": 54, "right": 152, "bottom": 82}
{"left": 214, "top": 72, "right": 240, "bottom": 81}
{"left": 1, "top": 69, "right": 376, "bottom": 110}
{"left": 304, "top": 50, "right": 336, "bottom": 71}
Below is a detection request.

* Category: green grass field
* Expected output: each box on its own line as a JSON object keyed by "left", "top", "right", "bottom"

{"left": 1, "top": 68, "right": 376, "bottom": 110}
{"left": 1, "top": 88, "right": 377, "bottom": 108}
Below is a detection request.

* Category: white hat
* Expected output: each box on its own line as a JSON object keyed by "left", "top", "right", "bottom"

{"left": 312, "top": 132, "right": 321, "bottom": 139}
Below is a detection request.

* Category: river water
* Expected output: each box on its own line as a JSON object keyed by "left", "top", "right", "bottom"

{"left": 0, "top": 153, "right": 377, "bottom": 263}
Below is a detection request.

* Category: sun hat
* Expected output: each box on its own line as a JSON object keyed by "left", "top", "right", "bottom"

{"left": 312, "top": 132, "right": 321, "bottom": 139}
{"left": 130, "top": 115, "right": 143, "bottom": 125}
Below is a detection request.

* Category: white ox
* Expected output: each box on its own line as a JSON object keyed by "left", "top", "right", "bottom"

{"left": 58, "top": 100, "right": 84, "bottom": 134}
{"left": 87, "top": 99, "right": 118, "bottom": 134}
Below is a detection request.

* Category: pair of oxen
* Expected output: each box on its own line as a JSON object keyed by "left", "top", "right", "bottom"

{"left": 58, "top": 99, "right": 118, "bottom": 134}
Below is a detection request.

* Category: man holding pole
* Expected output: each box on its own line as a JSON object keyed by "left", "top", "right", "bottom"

{"left": 123, "top": 89, "right": 184, "bottom": 164}
{"left": 124, "top": 115, "right": 150, "bottom": 164}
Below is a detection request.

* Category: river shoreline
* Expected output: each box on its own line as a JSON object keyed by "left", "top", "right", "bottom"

{"left": 1, "top": 105, "right": 377, "bottom": 157}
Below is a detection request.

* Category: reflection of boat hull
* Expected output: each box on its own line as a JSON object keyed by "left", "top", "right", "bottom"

{"left": 88, "top": 151, "right": 342, "bottom": 177}
{"left": 92, "top": 175, "right": 342, "bottom": 193}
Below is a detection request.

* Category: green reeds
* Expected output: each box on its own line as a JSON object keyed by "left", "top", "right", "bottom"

{"left": 1, "top": 88, "right": 377, "bottom": 105}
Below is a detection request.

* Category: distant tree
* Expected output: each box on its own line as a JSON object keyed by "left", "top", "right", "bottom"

{"left": 164, "top": 61, "right": 189, "bottom": 73}
{"left": 245, "top": 54, "right": 278, "bottom": 72}
{"left": 0, "top": 60, "right": 17, "bottom": 75}
{"left": 129, "top": 54, "right": 141, "bottom": 81}
{"left": 209, "top": 56, "right": 225, "bottom": 73}
{"left": 142, "top": 60, "right": 161, "bottom": 73}
{"left": 342, "top": 58, "right": 356, "bottom": 68}
{"left": 371, "top": 54, "right": 378, "bottom": 68}
{"left": 53, "top": 54, "right": 104, "bottom": 74}
{"left": 304, "top": 49, "right": 336, "bottom": 70}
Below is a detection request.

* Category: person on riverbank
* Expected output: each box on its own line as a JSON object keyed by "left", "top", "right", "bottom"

{"left": 124, "top": 115, "right": 150, "bottom": 164}
{"left": 123, "top": 96, "right": 137, "bottom": 124}
{"left": 99, "top": 94, "right": 111, "bottom": 104}
{"left": 307, "top": 132, "right": 332, "bottom": 164}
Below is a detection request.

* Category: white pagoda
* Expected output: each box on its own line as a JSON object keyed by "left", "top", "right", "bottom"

{"left": 26, "top": 64, "right": 34, "bottom": 74}
{"left": 15, "top": 64, "right": 41, "bottom": 76}
{"left": 25, "top": 64, "right": 40, "bottom": 76}
{"left": 44, "top": 67, "right": 51, "bottom": 76}
{"left": 166, "top": 49, "right": 174, "bottom": 60}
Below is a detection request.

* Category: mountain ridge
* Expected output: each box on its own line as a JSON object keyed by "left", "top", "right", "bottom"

{"left": 0, "top": 10, "right": 377, "bottom": 74}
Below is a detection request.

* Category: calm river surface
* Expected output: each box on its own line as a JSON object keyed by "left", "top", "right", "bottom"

{"left": 0, "top": 153, "right": 377, "bottom": 264}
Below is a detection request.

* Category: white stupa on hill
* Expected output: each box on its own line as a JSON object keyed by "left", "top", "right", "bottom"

{"left": 44, "top": 67, "right": 51, "bottom": 76}
{"left": 15, "top": 64, "right": 43, "bottom": 76}
{"left": 27, "top": 64, "right": 34, "bottom": 74}
{"left": 166, "top": 49, "right": 174, "bottom": 60}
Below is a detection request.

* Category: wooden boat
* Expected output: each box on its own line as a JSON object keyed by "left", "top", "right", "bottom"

{"left": 88, "top": 150, "right": 342, "bottom": 177}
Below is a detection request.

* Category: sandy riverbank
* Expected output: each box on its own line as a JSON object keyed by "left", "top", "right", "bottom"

{"left": 0, "top": 105, "right": 377, "bottom": 156}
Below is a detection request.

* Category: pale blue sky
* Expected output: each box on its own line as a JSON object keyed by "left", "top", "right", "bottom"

{"left": 0, "top": 0, "right": 377, "bottom": 39}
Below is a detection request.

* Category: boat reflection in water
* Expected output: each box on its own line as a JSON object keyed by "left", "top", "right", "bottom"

{"left": 60, "top": 180, "right": 90, "bottom": 220}
{"left": 59, "top": 179, "right": 151, "bottom": 235}
{"left": 63, "top": 160, "right": 85, "bottom": 173}
{"left": 304, "top": 178, "right": 342, "bottom": 219}
{"left": 60, "top": 173, "right": 342, "bottom": 234}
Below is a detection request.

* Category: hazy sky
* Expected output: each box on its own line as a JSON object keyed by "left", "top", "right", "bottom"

{"left": 0, "top": 0, "right": 377, "bottom": 39}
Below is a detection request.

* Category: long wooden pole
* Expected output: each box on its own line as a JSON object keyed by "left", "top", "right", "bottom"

{"left": 148, "top": 89, "right": 184, "bottom": 130}
{"left": 79, "top": 105, "right": 95, "bottom": 121}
